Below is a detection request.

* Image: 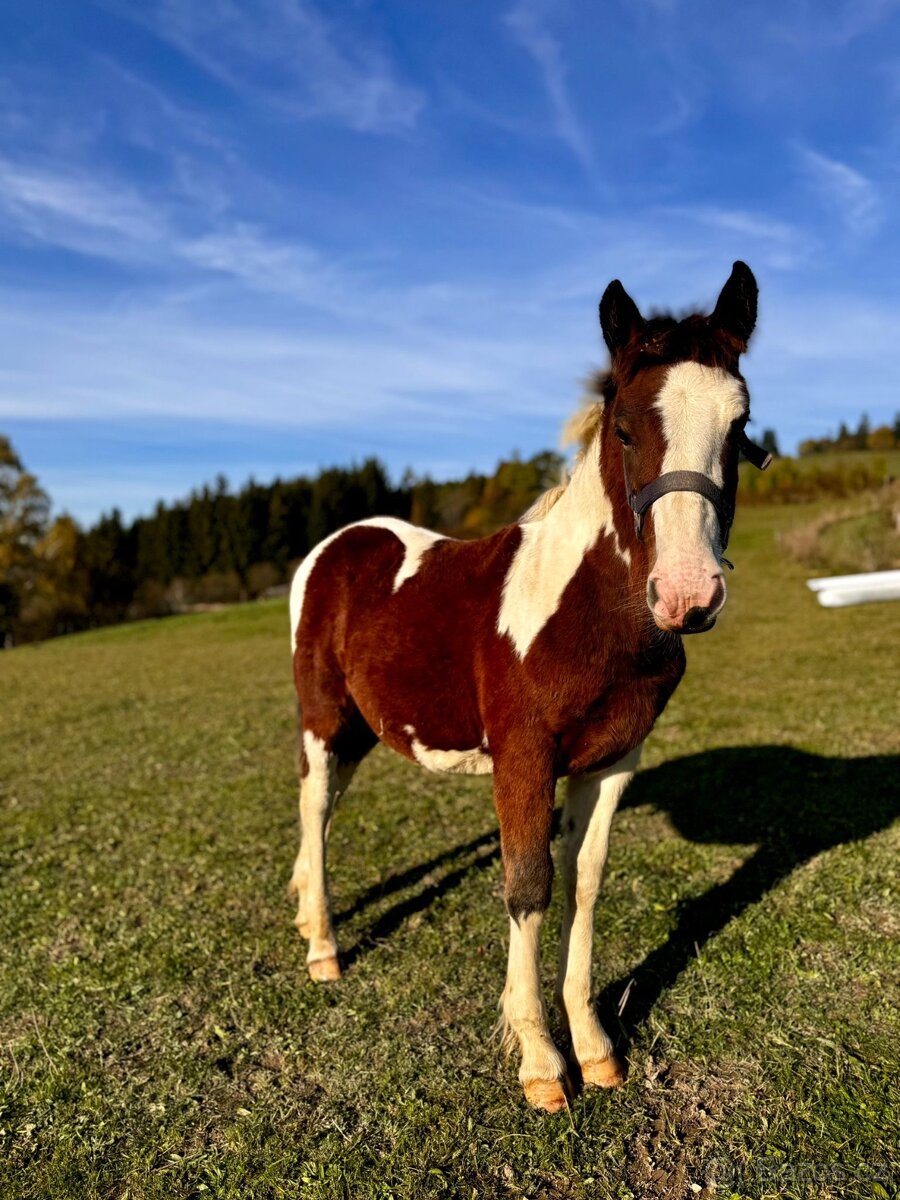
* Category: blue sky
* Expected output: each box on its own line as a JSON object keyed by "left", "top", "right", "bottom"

{"left": 1, "top": 0, "right": 899, "bottom": 523}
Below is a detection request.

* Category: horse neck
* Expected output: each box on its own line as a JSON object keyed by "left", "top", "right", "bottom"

{"left": 497, "top": 436, "right": 651, "bottom": 659}
{"left": 536, "top": 435, "right": 642, "bottom": 582}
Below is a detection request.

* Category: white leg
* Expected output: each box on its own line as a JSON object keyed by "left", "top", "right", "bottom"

{"left": 299, "top": 731, "right": 341, "bottom": 981}
{"left": 290, "top": 759, "right": 355, "bottom": 940}
{"left": 556, "top": 746, "right": 642, "bottom": 1087}
{"left": 288, "top": 829, "right": 310, "bottom": 937}
{"left": 501, "top": 912, "right": 570, "bottom": 1112}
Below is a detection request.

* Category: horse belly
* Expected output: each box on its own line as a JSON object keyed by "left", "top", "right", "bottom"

{"left": 346, "top": 645, "right": 492, "bottom": 776}
{"left": 343, "top": 602, "right": 491, "bottom": 775}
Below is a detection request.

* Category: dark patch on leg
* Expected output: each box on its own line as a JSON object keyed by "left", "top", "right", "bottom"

{"left": 296, "top": 702, "right": 309, "bottom": 779}
{"left": 505, "top": 848, "right": 554, "bottom": 920}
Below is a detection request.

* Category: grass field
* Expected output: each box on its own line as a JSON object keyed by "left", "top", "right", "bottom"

{"left": 1, "top": 502, "right": 898, "bottom": 1200}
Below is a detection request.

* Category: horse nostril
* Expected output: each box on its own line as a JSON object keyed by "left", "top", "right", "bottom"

{"left": 647, "top": 578, "right": 660, "bottom": 608}
{"left": 682, "top": 606, "right": 711, "bottom": 631}
{"left": 709, "top": 574, "right": 726, "bottom": 610}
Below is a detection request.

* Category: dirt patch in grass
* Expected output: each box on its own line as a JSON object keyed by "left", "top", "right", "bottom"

{"left": 835, "top": 899, "right": 900, "bottom": 941}
{"left": 624, "top": 1057, "right": 760, "bottom": 1200}
{"left": 44, "top": 918, "right": 87, "bottom": 964}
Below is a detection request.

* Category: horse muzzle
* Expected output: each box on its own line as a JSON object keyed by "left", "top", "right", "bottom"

{"left": 646, "top": 572, "right": 726, "bottom": 634}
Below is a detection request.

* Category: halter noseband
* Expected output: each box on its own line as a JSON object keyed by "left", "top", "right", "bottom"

{"left": 627, "top": 430, "right": 772, "bottom": 554}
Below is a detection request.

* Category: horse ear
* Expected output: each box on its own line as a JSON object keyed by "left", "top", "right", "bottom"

{"left": 712, "top": 261, "right": 757, "bottom": 348}
{"left": 599, "top": 280, "right": 644, "bottom": 356}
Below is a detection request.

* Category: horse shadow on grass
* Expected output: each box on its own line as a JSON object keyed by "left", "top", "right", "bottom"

{"left": 598, "top": 745, "right": 898, "bottom": 1047}
{"left": 335, "top": 826, "right": 501, "bottom": 970}
{"left": 335, "top": 746, "right": 899, "bottom": 1047}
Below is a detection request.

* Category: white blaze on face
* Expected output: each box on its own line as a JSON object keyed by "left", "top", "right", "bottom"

{"left": 649, "top": 362, "right": 747, "bottom": 625}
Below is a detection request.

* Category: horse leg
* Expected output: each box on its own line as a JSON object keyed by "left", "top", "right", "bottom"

{"left": 287, "top": 834, "right": 310, "bottom": 935}
{"left": 289, "top": 759, "right": 358, "bottom": 929}
{"left": 288, "top": 718, "right": 312, "bottom": 935}
{"left": 555, "top": 746, "right": 641, "bottom": 1088}
{"left": 296, "top": 728, "right": 342, "bottom": 981}
{"left": 292, "top": 697, "right": 375, "bottom": 981}
{"left": 494, "top": 745, "right": 570, "bottom": 1113}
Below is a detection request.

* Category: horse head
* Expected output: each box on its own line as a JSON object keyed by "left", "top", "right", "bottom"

{"left": 598, "top": 261, "right": 767, "bottom": 634}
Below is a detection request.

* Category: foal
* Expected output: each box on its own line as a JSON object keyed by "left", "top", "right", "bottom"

{"left": 288, "top": 262, "right": 769, "bottom": 1112}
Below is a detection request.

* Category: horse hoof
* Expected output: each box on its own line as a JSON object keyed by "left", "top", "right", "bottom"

{"left": 308, "top": 955, "right": 341, "bottom": 982}
{"left": 523, "top": 1077, "right": 570, "bottom": 1113}
{"left": 581, "top": 1056, "right": 625, "bottom": 1089}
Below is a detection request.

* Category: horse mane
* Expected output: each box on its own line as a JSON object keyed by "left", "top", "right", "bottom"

{"left": 521, "top": 484, "right": 568, "bottom": 522}
{"left": 520, "top": 371, "right": 609, "bottom": 523}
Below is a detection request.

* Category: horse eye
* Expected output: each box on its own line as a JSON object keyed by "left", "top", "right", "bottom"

{"left": 615, "top": 426, "right": 633, "bottom": 447}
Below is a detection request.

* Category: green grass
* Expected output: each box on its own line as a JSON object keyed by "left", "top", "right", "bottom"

{"left": 1, "top": 504, "right": 898, "bottom": 1200}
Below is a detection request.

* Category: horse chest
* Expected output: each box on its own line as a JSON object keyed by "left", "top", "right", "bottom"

{"left": 555, "top": 655, "right": 685, "bottom": 775}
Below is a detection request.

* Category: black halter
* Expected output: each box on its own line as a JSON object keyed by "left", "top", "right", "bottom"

{"left": 627, "top": 430, "right": 772, "bottom": 554}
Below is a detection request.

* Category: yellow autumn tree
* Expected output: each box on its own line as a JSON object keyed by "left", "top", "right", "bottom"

{"left": 19, "top": 515, "right": 89, "bottom": 641}
{"left": 0, "top": 435, "right": 51, "bottom": 645}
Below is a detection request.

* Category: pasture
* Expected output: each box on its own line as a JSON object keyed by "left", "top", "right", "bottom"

{"left": 1, "top": 501, "right": 898, "bottom": 1199}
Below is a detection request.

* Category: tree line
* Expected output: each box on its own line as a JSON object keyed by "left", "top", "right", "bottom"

{"left": 0, "top": 437, "right": 562, "bottom": 646}
{"left": 2, "top": 412, "right": 897, "bottom": 647}
{"left": 798, "top": 412, "right": 900, "bottom": 456}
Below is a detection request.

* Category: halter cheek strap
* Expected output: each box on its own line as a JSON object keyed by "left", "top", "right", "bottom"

{"left": 627, "top": 430, "right": 772, "bottom": 554}
{"left": 737, "top": 430, "right": 773, "bottom": 471}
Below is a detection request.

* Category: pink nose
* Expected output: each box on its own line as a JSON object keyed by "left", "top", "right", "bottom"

{"left": 647, "top": 573, "right": 726, "bottom": 633}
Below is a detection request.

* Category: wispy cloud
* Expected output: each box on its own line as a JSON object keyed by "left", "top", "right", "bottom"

{"left": 94, "top": 56, "right": 233, "bottom": 158}
{"left": 661, "top": 205, "right": 811, "bottom": 269}
{"left": 796, "top": 146, "right": 882, "bottom": 235}
{"left": 0, "top": 158, "right": 168, "bottom": 260}
{"left": 178, "top": 225, "right": 358, "bottom": 310}
{"left": 504, "top": 1, "right": 594, "bottom": 170}
{"left": 0, "top": 281, "right": 586, "bottom": 472}
{"left": 0, "top": 157, "right": 358, "bottom": 309}
{"left": 769, "top": 0, "right": 900, "bottom": 49}
{"left": 113, "top": 0, "right": 425, "bottom": 134}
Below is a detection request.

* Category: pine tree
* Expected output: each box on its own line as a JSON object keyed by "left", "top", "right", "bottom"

{"left": 263, "top": 483, "right": 291, "bottom": 573}
{"left": 81, "top": 508, "right": 134, "bottom": 619}
{"left": 856, "top": 413, "right": 870, "bottom": 450}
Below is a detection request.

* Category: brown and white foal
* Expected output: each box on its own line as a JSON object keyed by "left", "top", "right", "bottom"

{"left": 288, "top": 262, "right": 768, "bottom": 1112}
